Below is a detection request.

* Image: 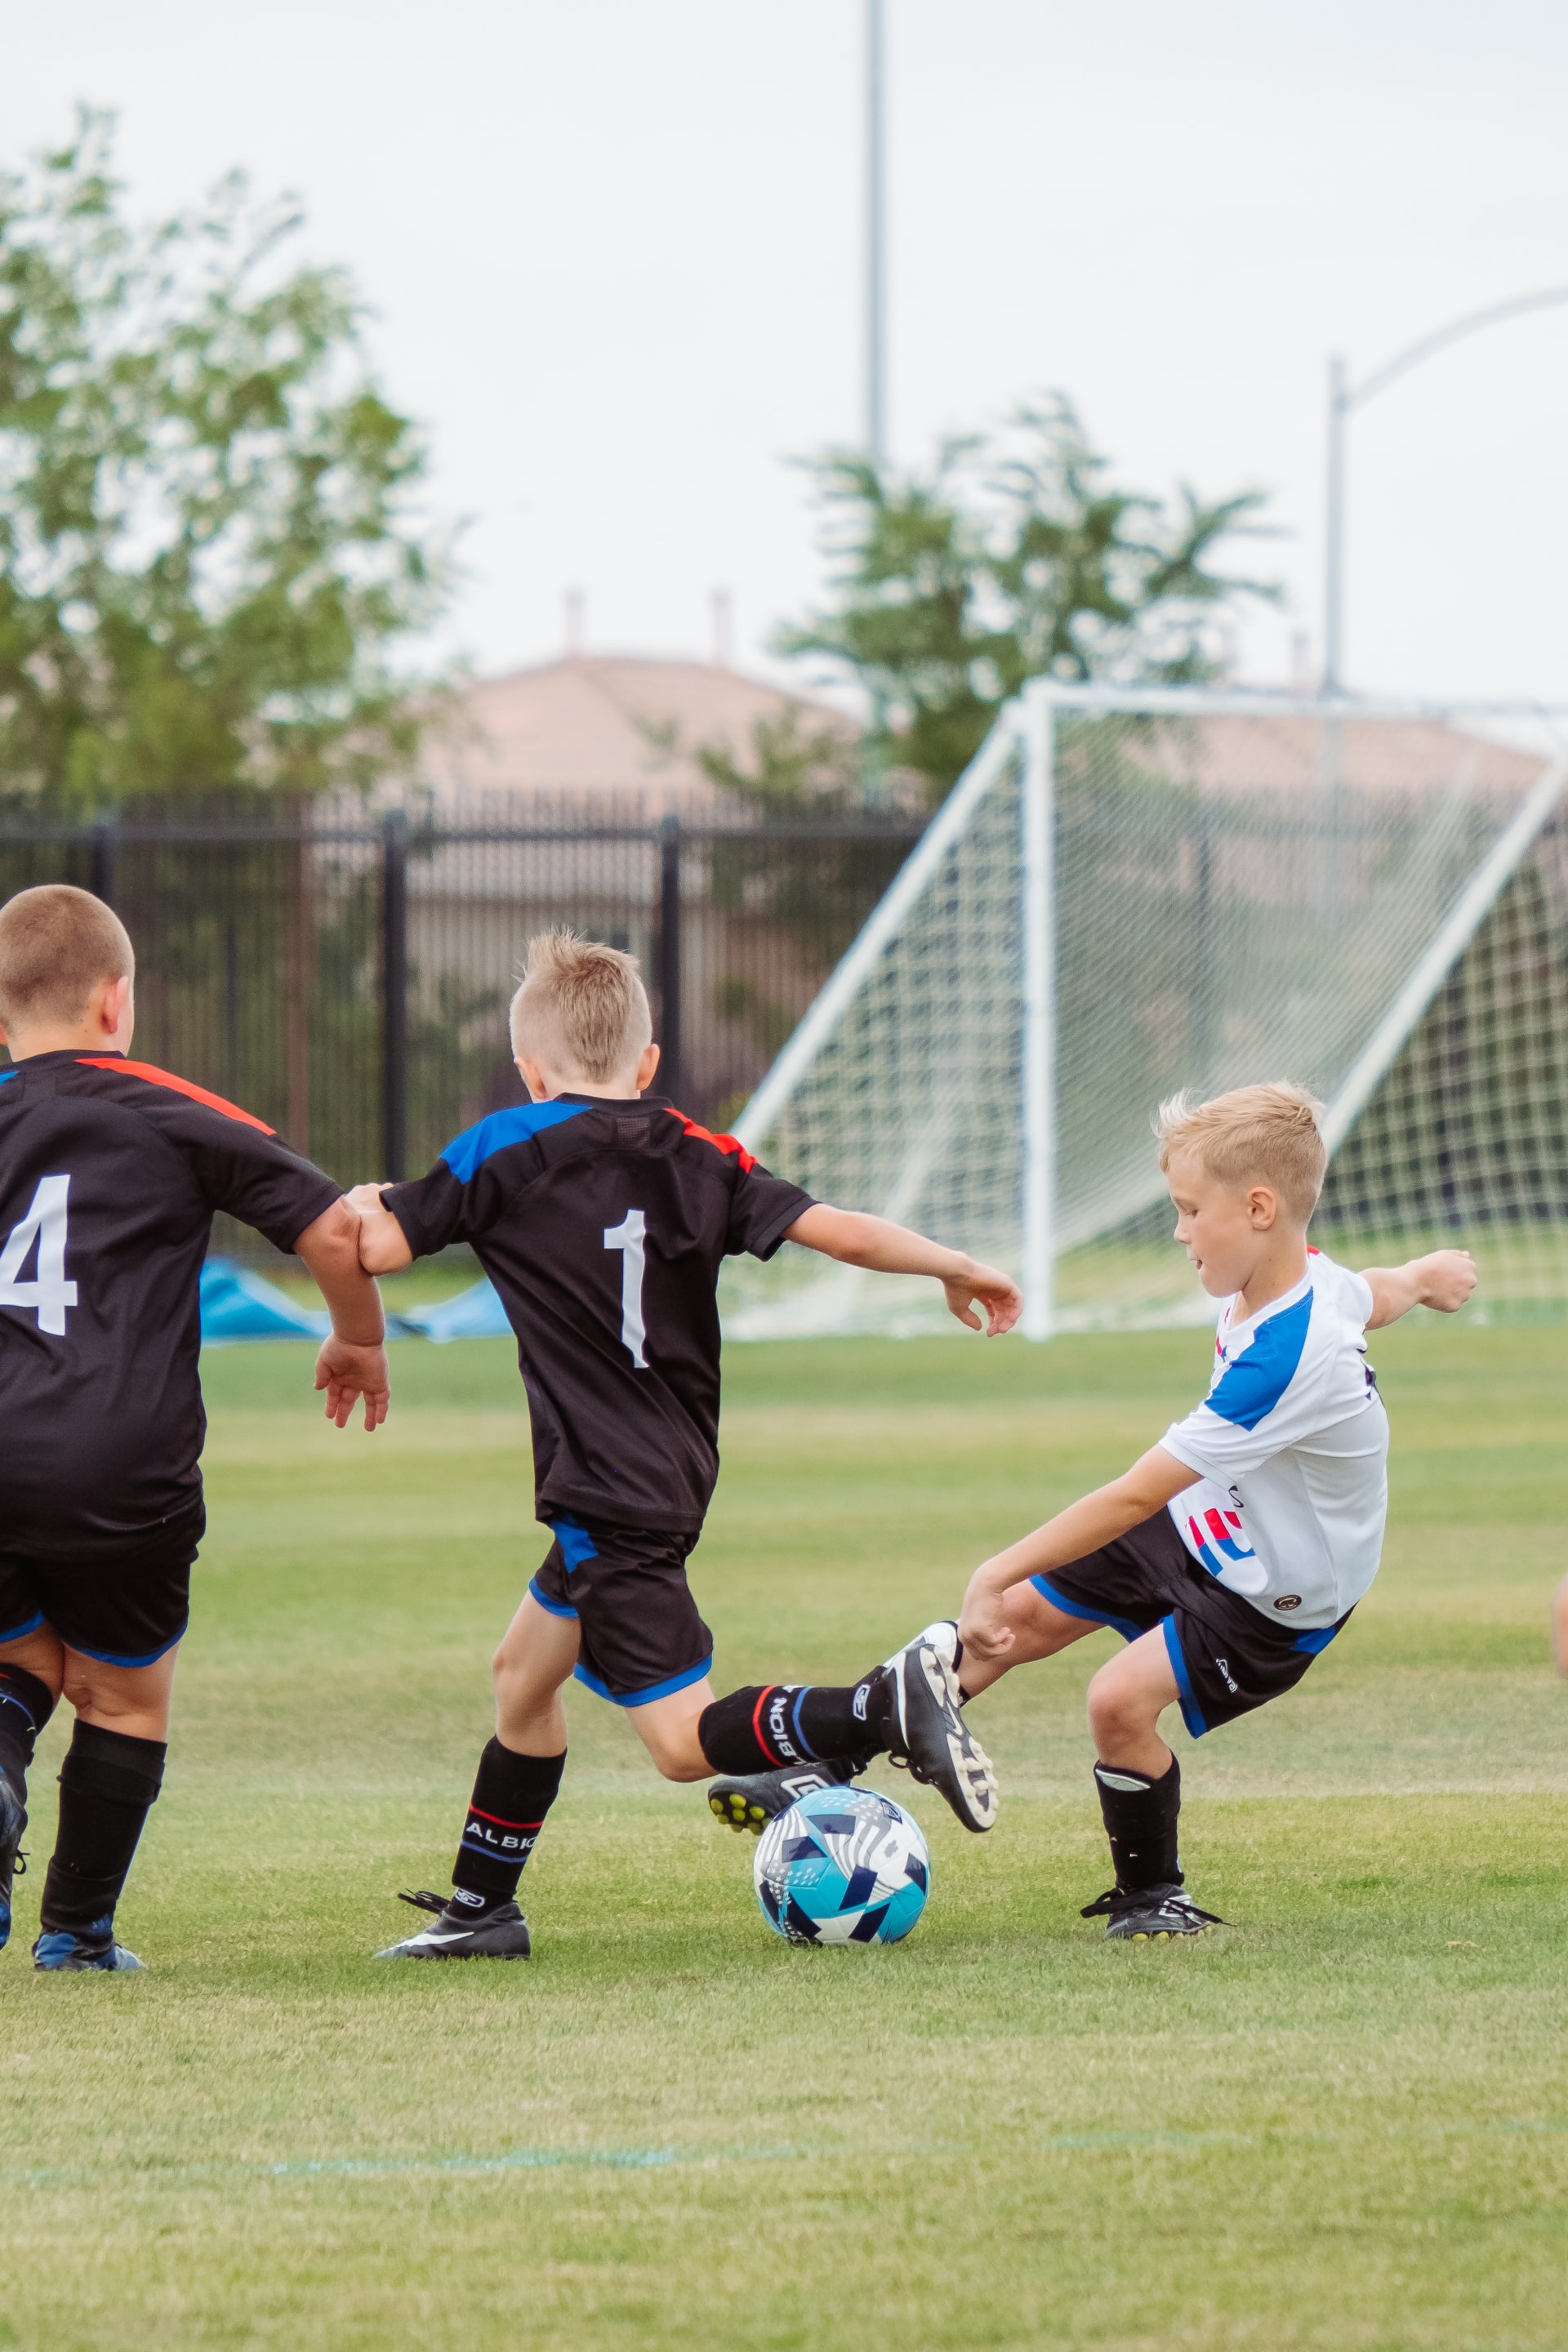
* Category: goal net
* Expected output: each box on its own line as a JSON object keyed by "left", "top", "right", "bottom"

{"left": 720, "top": 686, "right": 1568, "bottom": 1337}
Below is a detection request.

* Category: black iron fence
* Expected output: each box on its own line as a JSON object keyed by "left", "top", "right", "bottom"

{"left": 0, "top": 807, "right": 921, "bottom": 1199}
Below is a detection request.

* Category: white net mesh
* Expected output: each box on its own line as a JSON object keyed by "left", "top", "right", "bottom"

{"left": 722, "top": 690, "right": 1568, "bottom": 1336}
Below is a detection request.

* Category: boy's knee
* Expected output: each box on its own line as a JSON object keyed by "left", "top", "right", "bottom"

{"left": 1086, "top": 1662, "right": 1143, "bottom": 1745}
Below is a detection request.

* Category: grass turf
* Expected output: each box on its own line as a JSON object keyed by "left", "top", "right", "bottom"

{"left": 3, "top": 1322, "right": 1566, "bottom": 2350}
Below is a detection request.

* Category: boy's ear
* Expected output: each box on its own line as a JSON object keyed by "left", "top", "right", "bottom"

{"left": 514, "top": 1053, "right": 550, "bottom": 1102}
{"left": 635, "top": 1040, "right": 662, "bottom": 1094}
{"left": 1246, "top": 1184, "right": 1281, "bottom": 1231}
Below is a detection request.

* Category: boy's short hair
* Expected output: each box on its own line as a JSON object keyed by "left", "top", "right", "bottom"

{"left": 510, "top": 929, "right": 653, "bottom": 1081}
{"left": 1156, "top": 1080, "right": 1326, "bottom": 1223}
{"left": 0, "top": 885, "right": 135, "bottom": 1035}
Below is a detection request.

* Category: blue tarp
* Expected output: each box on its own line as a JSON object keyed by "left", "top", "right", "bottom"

{"left": 394, "top": 1280, "right": 512, "bottom": 1343}
{"left": 198, "top": 1258, "right": 509, "bottom": 1345}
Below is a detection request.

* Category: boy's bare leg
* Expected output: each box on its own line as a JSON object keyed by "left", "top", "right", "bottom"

{"left": 627, "top": 1679, "right": 715, "bottom": 1782}
{"left": 492, "top": 1592, "right": 581, "bottom": 1754}
{"left": 63, "top": 1645, "right": 180, "bottom": 1741}
{"left": 0, "top": 1637, "right": 181, "bottom": 1967}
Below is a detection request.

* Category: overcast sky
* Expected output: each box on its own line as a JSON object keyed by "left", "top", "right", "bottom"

{"left": 5, "top": 0, "right": 1567, "bottom": 705}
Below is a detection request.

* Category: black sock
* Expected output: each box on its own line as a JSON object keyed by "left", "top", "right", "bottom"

{"left": 450, "top": 1740, "right": 565, "bottom": 1911}
{"left": 1093, "top": 1756, "right": 1182, "bottom": 1893}
{"left": 0, "top": 1664, "right": 56, "bottom": 1790}
{"left": 697, "top": 1677, "right": 889, "bottom": 1775}
{"left": 40, "top": 1722, "right": 167, "bottom": 1936}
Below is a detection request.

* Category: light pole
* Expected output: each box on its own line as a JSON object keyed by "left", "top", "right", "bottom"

{"left": 865, "top": 0, "right": 886, "bottom": 465}
{"left": 1322, "top": 287, "right": 1568, "bottom": 694}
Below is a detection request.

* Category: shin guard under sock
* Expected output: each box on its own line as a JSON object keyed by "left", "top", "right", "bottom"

{"left": 1093, "top": 1756, "right": 1182, "bottom": 1893}
{"left": 40, "top": 1722, "right": 166, "bottom": 1936}
{"left": 0, "top": 1664, "right": 56, "bottom": 1788}
{"left": 697, "top": 1679, "right": 889, "bottom": 1775}
{"left": 450, "top": 1740, "right": 565, "bottom": 1909}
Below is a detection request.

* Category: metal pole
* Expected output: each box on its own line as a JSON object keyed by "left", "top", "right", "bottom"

{"left": 657, "top": 814, "right": 683, "bottom": 1107}
{"left": 89, "top": 813, "right": 116, "bottom": 906}
{"left": 865, "top": 0, "right": 886, "bottom": 465}
{"left": 1322, "top": 354, "right": 1348, "bottom": 696}
{"left": 1020, "top": 690, "right": 1055, "bottom": 1341}
{"left": 381, "top": 811, "right": 408, "bottom": 1183}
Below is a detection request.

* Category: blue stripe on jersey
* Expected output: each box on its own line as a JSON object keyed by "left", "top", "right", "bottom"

{"left": 0, "top": 1069, "right": 18, "bottom": 1087}
{"left": 1205, "top": 1287, "right": 1313, "bottom": 1431}
{"left": 441, "top": 1098, "right": 590, "bottom": 1183}
{"left": 1292, "top": 1622, "right": 1342, "bottom": 1655}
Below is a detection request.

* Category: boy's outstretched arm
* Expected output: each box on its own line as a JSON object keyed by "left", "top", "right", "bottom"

{"left": 1360, "top": 1248, "right": 1477, "bottom": 1328}
{"left": 959, "top": 1445, "right": 1199, "bottom": 1662}
{"left": 783, "top": 1204, "right": 1022, "bottom": 1334}
{"left": 295, "top": 1196, "right": 391, "bottom": 1431}
{"left": 345, "top": 1181, "right": 415, "bottom": 1274}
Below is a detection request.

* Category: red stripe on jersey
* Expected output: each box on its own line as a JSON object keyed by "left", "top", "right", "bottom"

{"left": 77, "top": 1058, "right": 275, "bottom": 1134}
{"left": 664, "top": 1107, "right": 757, "bottom": 1174}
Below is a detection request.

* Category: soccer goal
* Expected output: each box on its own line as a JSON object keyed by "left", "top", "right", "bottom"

{"left": 720, "top": 684, "right": 1568, "bottom": 1338}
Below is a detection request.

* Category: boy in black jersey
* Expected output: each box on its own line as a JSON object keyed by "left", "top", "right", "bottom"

{"left": 0, "top": 886, "right": 388, "bottom": 1971}
{"left": 354, "top": 931, "right": 1019, "bottom": 1961}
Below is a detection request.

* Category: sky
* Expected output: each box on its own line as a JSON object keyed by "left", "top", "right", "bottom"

{"left": 4, "top": 0, "right": 1567, "bottom": 706}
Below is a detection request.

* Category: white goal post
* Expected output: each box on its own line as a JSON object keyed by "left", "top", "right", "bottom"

{"left": 722, "top": 683, "right": 1568, "bottom": 1339}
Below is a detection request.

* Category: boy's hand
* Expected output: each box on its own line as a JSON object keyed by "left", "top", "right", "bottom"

{"left": 345, "top": 1183, "right": 390, "bottom": 1218}
{"left": 958, "top": 1572, "right": 1015, "bottom": 1665}
{"left": 943, "top": 1259, "right": 1022, "bottom": 1336}
{"left": 315, "top": 1335, "right": 390, "bottom": 1431}
{"left": 1419, "top": 1249, "right": 1478, "bottom": 1314}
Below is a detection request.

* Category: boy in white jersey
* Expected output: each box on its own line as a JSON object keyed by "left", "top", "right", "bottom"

{"left": 955, "top": 1081, "right": 1477, "bottom": 1939}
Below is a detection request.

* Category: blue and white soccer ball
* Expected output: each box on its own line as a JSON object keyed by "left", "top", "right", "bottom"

{"left": 753, "top": 1784, "right": 930, "bottom": 1945}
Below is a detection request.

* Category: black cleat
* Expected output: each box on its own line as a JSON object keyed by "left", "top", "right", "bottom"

{"left": 374, "top": 1890, "right": 532, "bottom": 1960}
{"left": 707, "top": 1756, "right": 868, "bottom": 1836}
{"left": 880, "top": 1636, "right": 998, "bottom": 1833}
{"left": 0, "top": 1765, "right": 25, "bottom": 1954}
{"left": 1080, "top": 1883, "right": 1224, "bottom": 1940}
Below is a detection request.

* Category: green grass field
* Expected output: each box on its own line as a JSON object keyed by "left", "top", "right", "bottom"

{"left": 3, "top": 1321, "right": 1566, "bottom": 2351}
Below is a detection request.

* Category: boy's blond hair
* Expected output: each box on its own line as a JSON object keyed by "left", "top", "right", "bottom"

{"left": 1156, "top": 1080, "right": 1326, "bottom": 1224}
{"left": 0, "top": 884, "right": 135, "bottom": 1035}
{"left": 510, "top": 929, "right": 653, "bottom": 1083}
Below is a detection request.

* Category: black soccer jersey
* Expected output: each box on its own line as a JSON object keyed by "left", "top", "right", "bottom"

{"left": 383, "top": 1094, "right": 813, "bottom": 1532}
{"left": 0, "top": 1050, "right": 341, "bottom": 1560}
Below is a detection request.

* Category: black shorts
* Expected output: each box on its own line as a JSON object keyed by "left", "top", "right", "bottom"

{"left": 0, "top": 1504, "right": 204, "bottom": 1668}
{"left": 528, "top": 1517, "right": 713, "bottom": 1707}
{"left": 1032, "top": 1510, "right": 1352, "bottom": 1738}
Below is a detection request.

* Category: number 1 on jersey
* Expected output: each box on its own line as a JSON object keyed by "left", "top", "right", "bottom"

{"left": 0, "top": 1174, "right": 78, "bottom": 1334}
{"left": 603, "top": 1209, "right": 648, "bottom": 1370}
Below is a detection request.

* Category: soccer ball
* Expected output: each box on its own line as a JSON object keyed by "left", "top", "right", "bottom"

{"left": 753, "top": 1785, "right": 930, "bottom": 1945}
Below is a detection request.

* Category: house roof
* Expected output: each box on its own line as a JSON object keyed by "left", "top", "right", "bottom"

{"left": 416, "top": 655, "right": 857, "bottom": 817}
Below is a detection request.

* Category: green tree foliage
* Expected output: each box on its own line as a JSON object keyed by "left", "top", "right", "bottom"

{"left": 0, "top": 112, "right": 448, "bottom": 808}
{"left": 777, "top": 395, "right": 1278, "bottom": 802}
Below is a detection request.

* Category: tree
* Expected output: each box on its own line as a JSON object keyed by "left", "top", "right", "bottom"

{"left": 0, "top": 111, "right": 449, "bottom": 808}
{"left": 777, "top": 394, "right": 1278, "bottom": 803}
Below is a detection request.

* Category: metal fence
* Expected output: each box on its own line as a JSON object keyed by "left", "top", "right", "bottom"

{"left": 0, "top": 807, "right": 923, "bottom": 1202}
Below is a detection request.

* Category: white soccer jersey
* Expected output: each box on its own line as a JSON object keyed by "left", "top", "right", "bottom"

{"left": 1159, "top": 1250, "right": 1389, "bottom": 1633}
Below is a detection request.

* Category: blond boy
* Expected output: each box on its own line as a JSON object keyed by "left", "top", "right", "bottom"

{"left": 951, "top": 1081, "right": 1476, "bottom": 1939}
{"left": 0, "top": 886, "right": 387, "bottom": 1971}
{"left": 350, "top": 933, "right": 1018, "bottom": 1959}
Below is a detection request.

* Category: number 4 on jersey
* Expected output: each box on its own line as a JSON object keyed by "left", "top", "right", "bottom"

{"left": 0, "top": 1174, "right": 78, "bottom": 1335}
{"left": 604, "top": 1209, "right": 648, "bottom": 1370}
